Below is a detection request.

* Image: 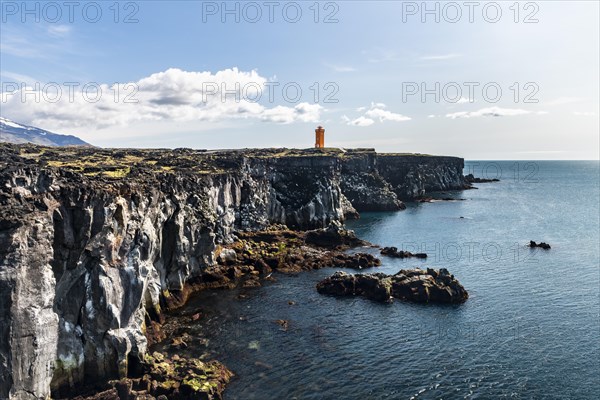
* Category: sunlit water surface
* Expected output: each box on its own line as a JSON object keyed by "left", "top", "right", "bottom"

{"left": 157, "top": 161, "right": 599, "bottom": 399}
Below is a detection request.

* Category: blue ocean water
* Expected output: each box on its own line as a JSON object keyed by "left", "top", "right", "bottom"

{"left": 169, "top": 161, "right": 600, "bottom": 399}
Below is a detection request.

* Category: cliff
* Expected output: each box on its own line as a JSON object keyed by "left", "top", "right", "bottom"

{"left": 0, "top": 144, "right": 468, "bottom": 399}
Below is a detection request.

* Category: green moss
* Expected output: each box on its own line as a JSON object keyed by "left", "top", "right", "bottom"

{"left": 102, "top": 166, "right": 130, "bottom": 179}
{"left": 183, "top": 378, "right": 215, "bottom": 393}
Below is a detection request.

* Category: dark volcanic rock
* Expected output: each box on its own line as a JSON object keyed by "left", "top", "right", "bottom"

{"left": 227, "top": 226, "right": 381, "bottom": 275}
{"left": 304, "top": 220, "right": 368, "bottom": 249}
{"left": 465, "top": 173, "right": 500, "bottom": 183}
{"left": 376, "top": 154, "right": 469, "bottom": 200}
{"left": 317, "top": 268, "right": 468, "bottom": 304}
{"left": 340, "top": 150, "right": 405, "bottom": 211}
{"left": 380, "top": 246, "right": 427, "bottom": 259}
{"left": 529, "top": 240, "right": 551, "bottom": 250}
{"left": 65, "top": 351, "right": 232, "bottom": 400}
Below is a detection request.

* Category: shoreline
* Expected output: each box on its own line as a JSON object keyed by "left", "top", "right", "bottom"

{"left": 67, "top": 220, "right": 469, "bottom": 400}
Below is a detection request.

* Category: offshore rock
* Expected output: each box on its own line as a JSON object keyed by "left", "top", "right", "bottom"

{"left": 316, "top": 268, "right": 468, "bottom": 304}
{"left": 529, "top": 240, "right": 551, "bottom": 250}
{"left": 380, "top": 246, "right": 427, "bottom": 259}
{"left": 465, "top": 173, "right": 500, "bottom": 183}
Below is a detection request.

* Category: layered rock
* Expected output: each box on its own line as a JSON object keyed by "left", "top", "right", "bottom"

{"left": 0, "top": 144, "right": 468, "bottom": 399}
{"left": 376, "top": 154, "right": 469, "bottom": 199}
{"left": 316, "top": 268, "right": 469, "bottom": 304}
{"left": 340, "top": 150, "right": 405, "bottom": 212}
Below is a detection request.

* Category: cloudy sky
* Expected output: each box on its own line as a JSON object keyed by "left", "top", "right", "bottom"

{"left": 1, "top": 1, "right": 598, "bottom": 159}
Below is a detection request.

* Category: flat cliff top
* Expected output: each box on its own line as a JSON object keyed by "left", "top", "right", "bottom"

{"left": 0, "top": 143, "right": 462, "bottom": 181}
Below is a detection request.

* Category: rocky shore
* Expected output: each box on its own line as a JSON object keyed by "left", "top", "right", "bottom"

{"left": 68, "top": 352, "right": 232, "bottom": 400}
{"left": 0, "top": 144, "right": 471, "bottom": 399}
{"left": 316, "top": 268, "right": 469, "bottom": 304}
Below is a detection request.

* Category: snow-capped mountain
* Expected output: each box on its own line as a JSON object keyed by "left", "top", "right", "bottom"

{"left": 0, "top": 117, "right": 90, "bottom": 146}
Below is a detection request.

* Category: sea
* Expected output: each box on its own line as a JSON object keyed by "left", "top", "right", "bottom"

{"left": 159, "top": 161, "right": 600, "bottom": 399}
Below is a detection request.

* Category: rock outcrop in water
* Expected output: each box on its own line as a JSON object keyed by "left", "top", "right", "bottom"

{"left": 380, "top": 246, "right": 428, "bottom": 259}
{"left": 529, "top": 241, "right": 551, "bottom": 250}
{"left": 0, "top": 144, "right": 468, "bottom": 399}
{"left": 465, "top": 173, "right": 500, "bottom": 183}
{"left": 316, "top": 268, "right": 469, "bottom": 304}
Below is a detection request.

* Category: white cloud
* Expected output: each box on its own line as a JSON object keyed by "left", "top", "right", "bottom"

{"left": 343, "top": 102, "right": 410, "bottom": 126}
{"left": 365, "top": 106, "right": 411, "bottom": 122}
{"left": 342, "top": 115, "right": 375, "bottom": 127}
{"left": 0, "top": 68, "right": 324, "bottom": 130}
{"left": 262, "top": 103, "right": 323, "bottom": 124}
{"left": 445, "top": 107, "right": 535, "bottom": 119}
{"left": 427, "top": 114, "right": 436, "bottom": 118}
{"left": 573, "top": 111, "right": 597, "bottom": 116}
{"left": 456, "top": 97, "right": 472, "bottom": 104}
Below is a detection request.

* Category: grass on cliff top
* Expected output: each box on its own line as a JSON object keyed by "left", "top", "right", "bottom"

{"left": 5, "top": 143, "right": 446, "bottom": 181}
{"left": 244, "top": 147, "right": 348, "bottom": 158}
{"left": 377, "top": 152, "right": 434, "bottom": 157}
{"left": 14, "top": 145, "right": 226, "bottom": 178}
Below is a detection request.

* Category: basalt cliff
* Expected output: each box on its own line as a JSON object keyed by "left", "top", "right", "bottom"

{"left": 0, "top": 144, "right": 468, "bottom": 399}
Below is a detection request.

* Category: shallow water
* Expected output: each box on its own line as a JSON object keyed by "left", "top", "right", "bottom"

{"left": 161, "top": 161, "right": 600, "bottom": 399}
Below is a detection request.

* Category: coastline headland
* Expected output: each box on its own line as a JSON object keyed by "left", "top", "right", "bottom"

{"left": 0, "top": 144, "right": 470, "bottom": 399}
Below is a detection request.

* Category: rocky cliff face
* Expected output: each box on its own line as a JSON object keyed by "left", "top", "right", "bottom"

{"left": 339, "top": 150, "right": 405, "bottom": 212}
{"left": 0, "top": 145, "right": 467, "bottom": 399}
{"left": 376, "top": 154, "right": 468, "bottom": 199}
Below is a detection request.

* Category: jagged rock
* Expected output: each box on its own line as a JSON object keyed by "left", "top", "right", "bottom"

{"left": 529, "top": 240, "right": 551, "bottom": 250}
{"left": 304, "top": 221, "right": 368, "bottom": 249}
{"left": 317, "top": 268, "right": 468, "bottom": 304}
{"left": 340, "top": 151, "right": 405, "bottom": 211}
{"left": 381, "top": 246, "right": 427, "bottom": 259}
{"left": 68, "top": 352, "right": 232, "bottom": 400}
{"left": 217, "top": 248, "right": 237, "bottom": 264}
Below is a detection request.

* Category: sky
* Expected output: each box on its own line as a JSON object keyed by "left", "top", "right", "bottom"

{"left": 0, "top": 0, "right": 598, "bottom": 159}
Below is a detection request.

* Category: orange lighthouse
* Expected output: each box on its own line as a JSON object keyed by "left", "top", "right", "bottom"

{"left": 315, "top": 126, "right": 325, "bottom": 148}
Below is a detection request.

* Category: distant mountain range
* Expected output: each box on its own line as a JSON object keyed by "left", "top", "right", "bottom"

{"left": 0, "top": 117, "right": 90, "bottom": 146}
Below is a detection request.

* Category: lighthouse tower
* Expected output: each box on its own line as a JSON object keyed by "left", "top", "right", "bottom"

{"left": 315, "top": 126, "right": 325, "bottom": 148}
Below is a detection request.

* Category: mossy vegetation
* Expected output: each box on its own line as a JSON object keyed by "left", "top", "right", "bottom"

{"left": 1, "top": 142, "right": 445, "bottom": 184}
